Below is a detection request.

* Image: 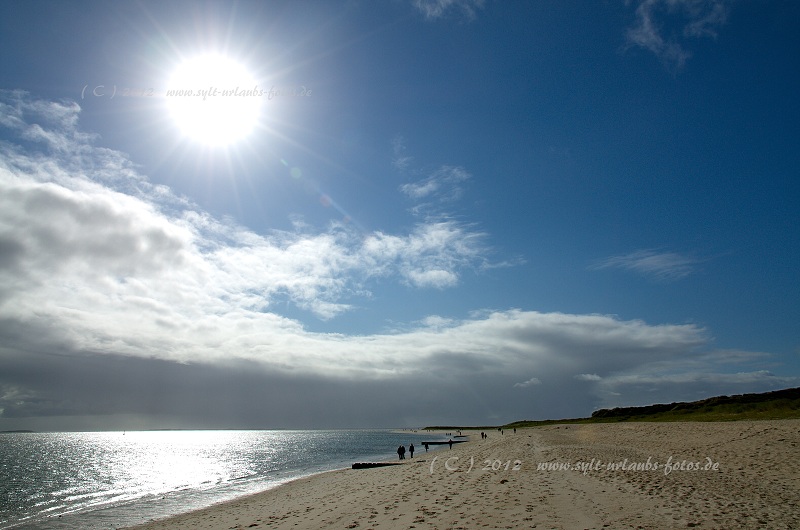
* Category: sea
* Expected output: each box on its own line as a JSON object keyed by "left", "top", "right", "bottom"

{"left": 0, "top": 429, "right": 442, "bottom": 529}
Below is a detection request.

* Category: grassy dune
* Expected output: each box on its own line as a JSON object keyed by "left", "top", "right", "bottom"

{"left": 426, "top": 386, "right": 800, "bottom": 430}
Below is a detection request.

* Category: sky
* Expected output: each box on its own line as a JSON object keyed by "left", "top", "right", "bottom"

{"left": 0, "top": 0, "right": 798, "bottom": 431}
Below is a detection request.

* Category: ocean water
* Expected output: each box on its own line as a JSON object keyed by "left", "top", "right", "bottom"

{"left": 0, "top": 430, "right": 438, "bottom": 529}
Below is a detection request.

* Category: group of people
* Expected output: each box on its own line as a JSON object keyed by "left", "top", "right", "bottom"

{"left": 396, "top": 443, "right": 415, "bottom": 459}
{"left": 397, "top": 428, "right": 518, "bottom": 460}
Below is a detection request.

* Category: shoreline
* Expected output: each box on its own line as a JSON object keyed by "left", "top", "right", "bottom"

{"left": 125, "top": 420, "right": 800, "bottom": 529}
{"left": 2, "top": 430, "right": 439, "bottom": 530}
{"left": 122, "top": 434, "right": 470, "bottom": 530}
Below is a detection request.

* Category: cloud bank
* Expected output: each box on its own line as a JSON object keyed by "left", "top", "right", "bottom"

{"left": 0, "top": 90, "right": 791, "bottom": 430}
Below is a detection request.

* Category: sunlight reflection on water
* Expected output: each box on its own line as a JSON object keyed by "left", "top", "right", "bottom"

{"left": 0, "top": 430, "right": 434, "bottom": 529}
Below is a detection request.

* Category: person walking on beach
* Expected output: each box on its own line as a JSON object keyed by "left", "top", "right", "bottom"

{"left": 424, "top": 442, "right": 429, "bottom": 452}
{"left": 397, "top": 445, "right": 405, "bottom": 460}
{"left": 448, "top": 439, "right": 453, "bottom": 450}
{"left": 409, "top": 443, "right": 415, "bottom": 458}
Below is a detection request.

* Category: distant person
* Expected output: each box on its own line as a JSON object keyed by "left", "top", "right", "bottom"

{"left": 409, "top": 443, "right": 415, "bottom": 458}
{"left": 397, "top": 445, "right": 405, "bottom": 460}
{"left": 424, "top": 443, "right": 429, "bottom": 452}
{"left": 448, "top": 439, "right": 453, "bottom": 450}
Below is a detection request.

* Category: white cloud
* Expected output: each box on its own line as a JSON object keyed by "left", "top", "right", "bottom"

{"left": 400, "top": 165, "right": 470, "bottom": 203}
{"left": 391, "top": 135, "right": 413, "bottom": 171}
{"left": 625, "top": 0, "right": 731, "bottom": 71}
{"left": 514, "top": 377, "right": 541, "bottom": 388}
{"left": 419, "top": 315, "right": 455, "bottom": 328}
{"left": 575, "top": 373, "right": 602, "bottom": 381}
{"left": 364, "top": 221, "right": 487, "bottom": 288}
{"left": 591, "top": 249, "right": 701, "bottom": 281}
{"left": 401, "top": 179, "right": 439, "bottom": 200}
{"left": 391, "top": 136, "right": 474, "bottom": 220}
{"left": 0, "top": 91, "right": 490, "bottom": 324}
{"left": 412, "top": 0, "right": 484, "bottom": 21}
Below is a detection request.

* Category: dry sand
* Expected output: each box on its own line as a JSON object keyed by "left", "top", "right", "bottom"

{"left": 127, "top": 419, "right": 800, "bottom": 529}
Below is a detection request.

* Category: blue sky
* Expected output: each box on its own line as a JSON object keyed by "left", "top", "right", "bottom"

{"left": 0, "top": 0, "right": 798, "bottom": 430}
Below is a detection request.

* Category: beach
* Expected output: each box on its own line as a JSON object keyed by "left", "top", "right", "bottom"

{"left": 126, "top": 419, "right": 800, "bottom": 529}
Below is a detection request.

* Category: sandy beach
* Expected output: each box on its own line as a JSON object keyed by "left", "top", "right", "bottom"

{"left": 126, "top": 420, "right": 800, "bottom": 529}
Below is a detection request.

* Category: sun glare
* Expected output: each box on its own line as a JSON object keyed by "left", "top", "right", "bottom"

{"left": 166, "top": 54, "right": 262, "bottom": 147}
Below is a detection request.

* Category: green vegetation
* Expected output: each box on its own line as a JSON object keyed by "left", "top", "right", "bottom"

{"left": 425, "top": 387, "right": 800, "bottom": 430}
{"left": 510, "top": 387, "right": 800, "bottom": 428}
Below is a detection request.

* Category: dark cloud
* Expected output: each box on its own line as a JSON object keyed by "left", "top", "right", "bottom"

{"left": 0, "top": 348, "right": 539, "bottom": 430}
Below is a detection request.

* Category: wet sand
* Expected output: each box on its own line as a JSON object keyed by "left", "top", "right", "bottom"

{"left": 126, "top": 419, "right": 800, "bottom": 529}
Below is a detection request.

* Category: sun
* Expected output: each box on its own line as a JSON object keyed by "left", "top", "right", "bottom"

{"left": 166, "top": 54, "right": 262, "bottom": 146}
